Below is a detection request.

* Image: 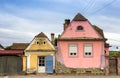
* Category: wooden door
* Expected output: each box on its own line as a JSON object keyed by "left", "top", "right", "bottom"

{"left": 45, "top": 56, "right": 53, "bottom": 73}
{"left": 109, "top": 59, "right": 117, "bottom": 75}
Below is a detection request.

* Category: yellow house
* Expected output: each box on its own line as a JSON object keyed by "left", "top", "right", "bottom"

{"left": 23, "top": 32, "right": 56, "bottom": 73}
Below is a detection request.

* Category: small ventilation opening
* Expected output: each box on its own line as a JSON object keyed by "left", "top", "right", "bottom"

{"left": 77, "top": 26, "right": 83, "bottom": 30}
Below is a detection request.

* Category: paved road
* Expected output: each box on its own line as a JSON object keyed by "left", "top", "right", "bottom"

{"left": 0, "top": 75, "right": 120, "bottom": 78}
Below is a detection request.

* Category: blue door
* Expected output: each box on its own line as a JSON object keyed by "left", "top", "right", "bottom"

{"left": 45, "top": 56, "right": 53, "bottom": 73}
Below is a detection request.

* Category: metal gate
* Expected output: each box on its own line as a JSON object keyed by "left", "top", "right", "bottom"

{"left": 109, "top": 59, "right": 117, "bottom": 75}
{"left": 0, "top": 56, "right": 22, "bottom": 75}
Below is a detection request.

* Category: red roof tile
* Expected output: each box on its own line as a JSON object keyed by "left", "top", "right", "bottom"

{"left": 0, "top": 50, "right": 23, "bottom": 55}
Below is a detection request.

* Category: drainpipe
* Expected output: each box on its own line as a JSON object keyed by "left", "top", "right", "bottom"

{"left": 101, "top": 42, "right": 105, "bottom": 70}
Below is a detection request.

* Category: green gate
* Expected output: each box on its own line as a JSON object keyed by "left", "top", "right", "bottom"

{"left": 0, "top": 56, "right": 22, "bottom": 75}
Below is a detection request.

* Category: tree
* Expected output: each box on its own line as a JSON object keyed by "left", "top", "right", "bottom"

{"left": 5, "top": 46, "right": 12, "bottom": 50}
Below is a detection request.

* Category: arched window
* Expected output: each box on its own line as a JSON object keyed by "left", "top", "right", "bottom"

{"left": 77, "top": 26, "right": 83, "bottom": 30}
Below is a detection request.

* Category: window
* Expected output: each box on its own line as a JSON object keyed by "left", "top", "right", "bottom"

{"left": 36, "top": 41, "right": 40, "bottom": 45}
{"left": 77, "top": 26, "right": 83, "bottom": 30}
{"left": 69, "top": 44, "right": 78, "bottom": 56}
{"left": 36, "top": 40, "right": 46, "bottom": 45}
{"left": 84, "top": 44, "right": 92, "bottom": 56}
{"left": 38, "top": 56, "right": 45, "bottom": 66}
{"left": 43, "top": 41, "right": 46, "bottom": 44}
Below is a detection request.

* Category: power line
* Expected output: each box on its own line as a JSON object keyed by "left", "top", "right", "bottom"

{"left": 88, "top": 0, "right": 117, "bottom": 16}
{"left": 83, "top": 0, "right": 95, "bottom": 14}
{"left": 109, "top": 39, "right": 120, "bottom": 42}
{"left": 84, "top": 0, "right": 96, "bottom": 14}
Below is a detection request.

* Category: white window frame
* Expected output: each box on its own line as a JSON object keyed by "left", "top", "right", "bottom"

{"left": 84, "top": 44, "right": 93, "bottom": 56}
{"left": 69, "top": 44, "right": 78, "bottom": 56}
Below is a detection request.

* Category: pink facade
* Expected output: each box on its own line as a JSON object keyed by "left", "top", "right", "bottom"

{"left": 58, "top": 41, "right": 105, "bottom": 68}
{"left": 61, "top": 21, "right": 102, "bottom": 39}
{"left": 57, "top": 13, "right": 107, "bottom": 70}
{"left": 105, "top": 48, "right": 109, "bottom": 56}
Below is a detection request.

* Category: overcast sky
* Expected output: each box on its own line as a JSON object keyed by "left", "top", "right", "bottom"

{"left": 0, "top": 0, "right": 120, "bottom": 51}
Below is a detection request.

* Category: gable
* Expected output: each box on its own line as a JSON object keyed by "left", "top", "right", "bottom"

{"left": 26, "top": 37, "right": 55, "bottom": 51}
{"left": 61, "top": 21, "right": 102, "bottom": 39}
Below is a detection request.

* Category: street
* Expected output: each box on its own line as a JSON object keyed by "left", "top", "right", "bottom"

{"left": 0, "top": 75, "right": 120, "bottom": 78}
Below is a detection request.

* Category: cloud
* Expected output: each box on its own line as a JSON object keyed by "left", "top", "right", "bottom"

{"left": 0, "top": 8, "right": 66, "bottom": 32}
{"left": 0, "top": 8, "right": 65, "bottom": 46}
{"left": 105, "top": 32, "right": 120, "bottom": 45}
{"left": 0, "top": 0, "right": 120, "bottom": 50}
{"left": 0, "top": 28, "right": 35, "bottom": 46}
{"left": 89, "top": 15, "right": 120, "bottom": 33}
{"left": 104, "top": 32, "right": 120, "bottom": 51}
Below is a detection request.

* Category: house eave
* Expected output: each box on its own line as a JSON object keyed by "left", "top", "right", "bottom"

{"left": 58, "top": 38, "right": 107, "bottom": 41}
{"left": 25, "top": 50, "right": 56, "bottom": 52}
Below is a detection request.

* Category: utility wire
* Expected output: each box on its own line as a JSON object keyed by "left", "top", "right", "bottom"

{"left": 83, "top": 0, "right": 94, "bottom": 14}
{"left": 109, "top": 38, "right": 120, "bottom": 42}
{"left": 84, "top": 0, "right": 95, "bottom": 14}
{"left": 88, "top": 0, "right": 117, "bottom": 16}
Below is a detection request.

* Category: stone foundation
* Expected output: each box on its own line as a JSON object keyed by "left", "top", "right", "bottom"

{"left": 55, "top": 62, "right": 105, "bottom": 75}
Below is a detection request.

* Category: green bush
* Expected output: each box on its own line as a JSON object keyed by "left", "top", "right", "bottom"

{"left": 109, "top": 51, "right": 120, "bottom": 56}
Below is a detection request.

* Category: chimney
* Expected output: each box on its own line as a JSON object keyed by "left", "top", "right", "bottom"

{"left": 51, "top": 33, "right": 55, "bottom": 45}
{"left": 64, "top": 19, "right": 70, "bottom": 31}
{"left": 58, "top": 34, "right": 61, "bottom": 39}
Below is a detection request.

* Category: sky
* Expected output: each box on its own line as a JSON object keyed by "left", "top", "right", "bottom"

{"left": 0, "top": 0, "right": 120, "bottom": 51}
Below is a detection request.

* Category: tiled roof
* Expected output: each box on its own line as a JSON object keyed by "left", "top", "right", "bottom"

{"left": 73, "top": 13, "right": 87, "bottom": 21}
{"left": 0, "top": 50, "right": 23, "bottom": 55}
{"left": 58, "top": 38, "right": 106, "bottom": 41}
{"left": 105, "top": 43, "right": 110, "bottom": 48}
{"left": 26, "top": 50, "right": 56, "bottom": 52}
{"left": 11, "top": 43, "right": 29, "bottom": 50}
{"left": 93, "top": 25, "right": 105, "bottom": 38}
{"left": 0, "top": 44, "right": 4, "bottom": 49}
{"left": 35, "top": 32, "right": 47, "bottom": 38}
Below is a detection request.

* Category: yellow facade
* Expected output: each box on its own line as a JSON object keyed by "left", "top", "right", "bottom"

{"left": 23, "top": 52, "right": 55, "bottom": 71}
{"left": 23, "top": 32, "right": 55, "bottom": 73}
{"left": 23, "top": 56, "right": 26, "bottom": 71}
{"left": 28, "top": 38, "right": 54, "bottom": 50}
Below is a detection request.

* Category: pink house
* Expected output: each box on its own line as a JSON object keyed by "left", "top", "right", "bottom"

{"left": 56, "top": 13, "right": 109, "bottom": 74}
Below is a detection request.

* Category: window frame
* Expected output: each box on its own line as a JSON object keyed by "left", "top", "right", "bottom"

{"left": 84, "top": 44, "right": 93, "bottom": 57}
{"left": 77, "top": 26, "right": 84, "bottom": 31}
{"left": 69, "top": 44, "right": 78, "bottom": 57}
{"left": 38, "top": 56, "right": 45, "bottom": 66}
{"left": 36, "top": 41, "right": 40, "bottom": 45}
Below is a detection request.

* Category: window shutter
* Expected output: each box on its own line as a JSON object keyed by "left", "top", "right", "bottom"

{"left": 69, "top": 44, "right": 77, "bottom": 56}
{"left": 84, "top": 44, "right": 92, "bottom": 56}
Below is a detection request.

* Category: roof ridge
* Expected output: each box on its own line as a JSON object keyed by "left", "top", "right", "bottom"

{"left": 35, "top": 32, "right": 47, "bottom": 38}
{"left": 73, "top": 13, "right": 87, "bottom": 21}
